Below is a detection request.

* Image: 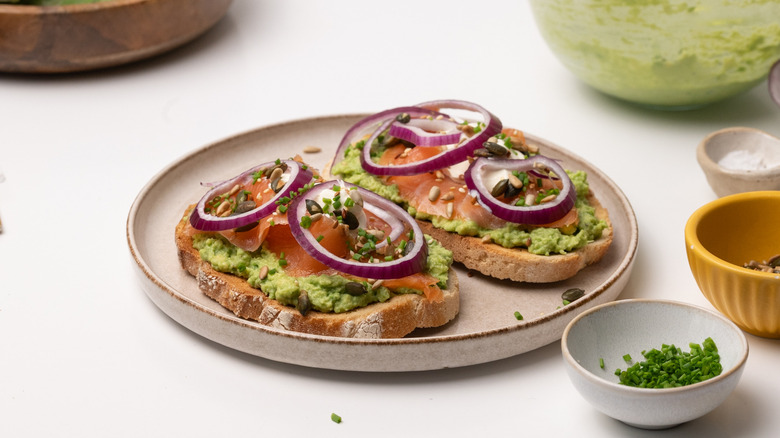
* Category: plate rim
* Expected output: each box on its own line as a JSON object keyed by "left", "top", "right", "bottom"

{"left": 126, "top": 113, "right": 639, "bottom": 365}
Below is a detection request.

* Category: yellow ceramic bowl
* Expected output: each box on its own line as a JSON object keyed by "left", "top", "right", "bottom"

{"left": 685, "top": 191, "right": 780, "bottom": 338}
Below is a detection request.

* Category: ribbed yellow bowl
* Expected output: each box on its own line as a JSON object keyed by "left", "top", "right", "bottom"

{"left": 685, "top": 191, "right": 780, "bottom": 338}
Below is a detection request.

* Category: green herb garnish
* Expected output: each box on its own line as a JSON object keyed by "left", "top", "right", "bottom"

{"left": 614, "top": 338, "right": 722, "bottom": 388}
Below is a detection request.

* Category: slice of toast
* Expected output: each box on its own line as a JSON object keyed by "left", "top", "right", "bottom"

{"left": 175, "top": 214, "right": 460, "bottom": 339}
{"left": 416, "top": 192, "right": 612, "bottom": 282}
{"left": 323, "top": 160, "right": 612, "bottom": 283}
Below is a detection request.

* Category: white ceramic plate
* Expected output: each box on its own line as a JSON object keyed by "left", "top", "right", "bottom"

{"left": 127, "top": 114, "right": 638, "bottom": 372}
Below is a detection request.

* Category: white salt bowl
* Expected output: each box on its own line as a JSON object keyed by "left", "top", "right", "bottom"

{"left": 697, "top": 127, "right": 780, "bottom": 197}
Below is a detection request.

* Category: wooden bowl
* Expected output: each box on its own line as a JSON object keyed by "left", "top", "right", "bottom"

{"left": 0, "top": 0, "right": 233, "bottom": 73}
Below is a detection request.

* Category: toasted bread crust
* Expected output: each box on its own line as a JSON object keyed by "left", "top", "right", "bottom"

{"left": 175, "top": 215, "right": 459, "bottom": 339}
{"left": 416, "top": 192, "right": 613, "bottom": 282}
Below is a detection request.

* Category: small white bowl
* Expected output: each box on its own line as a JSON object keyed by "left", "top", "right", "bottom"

{"left": 697, "top": 127, "right": 780, "bottom": 197}
{"left": 561, "top": 299, "right": 748, "bottom": 429}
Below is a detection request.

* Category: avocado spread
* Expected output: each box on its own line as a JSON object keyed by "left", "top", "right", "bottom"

{"left": 330, "top": 144, "right": 608, "bottom": 256}
{"left": 192, "top": 233, "right": 453, "bottom": 313}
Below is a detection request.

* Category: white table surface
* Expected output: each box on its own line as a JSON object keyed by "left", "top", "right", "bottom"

{"left": 2, "top": 1, "right": 779, "bottom": 436}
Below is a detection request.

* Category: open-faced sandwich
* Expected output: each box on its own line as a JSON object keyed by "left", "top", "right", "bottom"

{"left": 175, "top": 157, "right": 459, "bottom": 338}
{"left": 326, "top": 100, "right": 612, "bottom": 283}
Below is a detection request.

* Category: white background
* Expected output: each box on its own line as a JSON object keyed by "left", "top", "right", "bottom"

{"left": 2, "top": 1, "right": 779, "bottom": 436}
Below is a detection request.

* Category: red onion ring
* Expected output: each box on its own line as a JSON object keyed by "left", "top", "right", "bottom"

{"left": 360, "top": 99, "right": 502, "bottom": 176}
{"left": 331, "top": 106, "right": 440, "bottom": 170}
{"left": 361, "top": 201, "right": 404, "bottom": 250}
{"left": 387, "top": 117, "right": 461, "bottom": 147}
{"left": 288, "top": 181, "right": 428, "bottom": 279}
{"left": 189, "top": 160, "right": 313, "bottom": 231}
{"left": 464, "top": 155, "right": 576, "bottom": 224}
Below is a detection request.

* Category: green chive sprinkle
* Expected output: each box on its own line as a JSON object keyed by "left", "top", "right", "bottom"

{"left": 514, "top": 311, "right": 523, "bottom": 320}
{"left": 599, "top": 358, "right": 605, "bottom": 369}
{"left": 623, "top": 354, "right": 632, "bottom": 363}
{"left": 331, "top": 413, "right": 342, "bottom": 424}
{"left": 614, "top": 338, "right": 722, "bottom": 388}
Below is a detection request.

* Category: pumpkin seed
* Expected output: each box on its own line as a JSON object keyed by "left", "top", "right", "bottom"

{"left": 505, "top": 183, "right": 521, "bottom": 198}
{"left": 562, "top": 288, "right": 585, "bottom": 303}
{"left": 345, "top": 282, "right": 367, "bottom": 296}
{"left": 395, "top": 112, "right": 411, "bottom": 123}
{"left": 473, "top": 148, "right": 492, "bottom": 158}
{"left": 343, "top": 209, "right": 360, "bottom": 230}
{"left": 234, "top": 200, "right": 257, "bottom": 215}
{"left": 768, "top": 254, "right": 780, "bottom": 268}
{"left": 402, "top": 241, "right": 414, "bottom": 256}
{"left": 302, "top": 146, "right": 321, "bottom": 154}
{"left": 491, "top": 179, "right": 509, "bottom": 197}
{"left": 305, "top": 199, "right": 323, "bottom": 215}
{"left": 269, "top": 167, "right": 284, "bottom": 182}
{"left": 297, "top": 290, "right": 311, "bottom": 315}
{"left": 483, "top": 141, "right": 509, "bottom": 156}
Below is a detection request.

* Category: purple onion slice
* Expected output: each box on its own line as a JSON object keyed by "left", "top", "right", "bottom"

{"left": 360, "top": 99, "right": 502, "bottom": 176}
{"left": 387, "top": 117, "right": 461, "bottom": 147}
{"left": 189, "top": 159, "right": 313, "bottom": 231}
{"left": 287, "top": 180, "right": 428, "bottom": 279}
{"left": 464, "top": 155, "right": 576, "bottom": 225}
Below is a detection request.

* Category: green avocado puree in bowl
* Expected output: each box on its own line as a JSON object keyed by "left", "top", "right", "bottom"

{"left": 530, "top": 0, "right": 780, "bottom": 109}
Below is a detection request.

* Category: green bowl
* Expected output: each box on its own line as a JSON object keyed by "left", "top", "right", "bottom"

{"left": 530, "top": 0, "right": 780, "bottom": 110}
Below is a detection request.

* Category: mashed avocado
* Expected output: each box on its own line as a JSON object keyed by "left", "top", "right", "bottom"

{"left": 530, "top": 0, "right": 780, "bottom": 108}
{"left": 192, "top": 233, "right": 453, "bottom": 313}
{"left": 331, "top": 144, "right": 608, "bottom": 256}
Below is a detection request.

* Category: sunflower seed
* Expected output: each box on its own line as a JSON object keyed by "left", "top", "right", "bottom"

{"left": 428, "top": 186, "right": 441, "bottom": 202}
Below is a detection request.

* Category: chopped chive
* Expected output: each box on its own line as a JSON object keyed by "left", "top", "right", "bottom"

{"left": 316, "top": 235, "right": 325, "bottom": 242}
{"left": 300, "top": 215, "right": 312, "bottom": 229}
{"left": 331, "top": 413, "right": 342, "bottom": 424}
{"left": 514, "top": 311, "right": 523, "bottom": 320}
{"left": 599, "top": 358, "right": 605, "bottom": 369}
{"left": 623, "top": 354, "right": 632, "bottom": 363}
{"left": 615, "top": 338, "right": 722, "bottom": 388}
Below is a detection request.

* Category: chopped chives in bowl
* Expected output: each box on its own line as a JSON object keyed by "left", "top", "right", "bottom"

{"left": 614, "top": 337, "right": 722, "bottom": 388}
